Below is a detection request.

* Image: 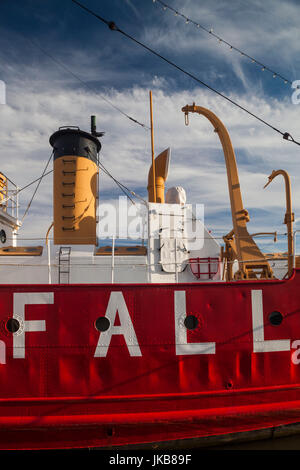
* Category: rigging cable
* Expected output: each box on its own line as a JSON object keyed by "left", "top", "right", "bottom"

{"left": 17, "top": 170, "right": 53, "bottom": 195}
{"left": 152, "top": 0, "right": 292, "bottom": 86}
{"left": 0, "top": 170, "right": 53, "bottom": 207}
{"left": 71, "top": 0, "right": 300, "bottom": 147}
{"left": 25, "top": 36, "right": 149, "bottom": 131}
{"left": 98, "top": 159, "right": 148, "bottom": 205}
{"left": 99, "top": 161, "right": 135, "bottom": 205}
{"left": 21, "top": 151, "right": 53, "bottom": 223}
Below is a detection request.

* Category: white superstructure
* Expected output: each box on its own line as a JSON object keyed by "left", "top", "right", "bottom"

{"left": 0, "top": 196, "right": 223, "bottom": 284}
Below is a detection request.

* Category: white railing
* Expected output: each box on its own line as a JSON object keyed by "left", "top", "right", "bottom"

{"left": 0, "top": 180, "right": 19, "bottom": 220}
{"left": 0, "top": 230, "right": 293, "bottom": 285}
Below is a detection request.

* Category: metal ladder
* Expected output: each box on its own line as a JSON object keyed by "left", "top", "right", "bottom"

{"left": 58, "top": 247, "right": 71, "bottom": 283}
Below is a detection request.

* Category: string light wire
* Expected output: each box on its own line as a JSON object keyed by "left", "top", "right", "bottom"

{"left": 152, "top": 0, "right": 292, "bottom": 86}
{"left": 71, "top": 0, "right": 300, "bottom": 147}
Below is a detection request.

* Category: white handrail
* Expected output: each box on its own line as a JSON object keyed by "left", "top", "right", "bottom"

{"left": 47, "top": 238, "right": 52, "bottom": 284}
{"left": 111, "top": 236, "right": 115, "bottom": 284}
{"left": 175, "top": 238, "right": 178, "bottom": 283}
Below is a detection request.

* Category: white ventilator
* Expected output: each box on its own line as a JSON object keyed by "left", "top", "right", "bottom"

{"left": 165, "top": 187, "right": 186, "bottom": 205}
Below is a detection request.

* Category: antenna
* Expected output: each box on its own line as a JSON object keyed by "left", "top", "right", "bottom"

{"left": 91, "top": 115, "right": 105, "bottom": 137}
{"left": 149, "top": 91, "right": 156, "bottom": 203}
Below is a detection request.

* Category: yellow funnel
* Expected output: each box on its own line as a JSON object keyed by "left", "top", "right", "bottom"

{"left": 50, "top": 127, "right": 101, "bottom": 245}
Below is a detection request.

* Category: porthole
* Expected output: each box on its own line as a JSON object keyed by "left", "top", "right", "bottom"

{"left": 184, "top": 315, "right": 198, "bottom": 330}
{"left": 226, "top": 380, "right": 233, "bottom": 390}
{"left": 0, "top": 230, "right": 6, "bottom": 244}
{"left": 6, "top": 318, "right": 20, "bottom": 333}
{"left": 95, "top": 316, "right": 110, "bottom": 332}
{"left": 269, "top": 311, "right": 283, "bottom": 326}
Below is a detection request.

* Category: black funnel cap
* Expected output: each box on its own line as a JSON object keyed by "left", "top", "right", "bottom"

{"left": 49, "top": 126, "right": 101, "bottom": 164}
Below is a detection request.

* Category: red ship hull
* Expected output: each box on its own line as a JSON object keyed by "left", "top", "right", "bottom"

{"left": 1, "top": 270, "right": 300, "bottom": 449}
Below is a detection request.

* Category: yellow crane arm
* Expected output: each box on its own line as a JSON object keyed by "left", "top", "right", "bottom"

{"left": 182, "top": 103, "right": 273, "bottom": 280}
{"left": 264, "top": 169, "right": 294, "bottom": 278}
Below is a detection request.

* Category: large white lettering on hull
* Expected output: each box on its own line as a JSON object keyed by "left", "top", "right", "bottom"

{"left": 8, "top": 289, "right": 292, "bottom": 360}
{"left": 251, "top": 290, "right": 290, "bottom": 352}
{"left": 13, "top": 293, "right": 54, "bottom": 359}
{"left": 291, "top": 341, "right": 300, "bottom": 364}
{"left": 0, "top": 341, "right": 5, "bottom": 364}
{"left": 174, "top": 291, "right": 215, "bottom": 355}
{"left": 94, "top": 292, "right": 142, "bottom": 357}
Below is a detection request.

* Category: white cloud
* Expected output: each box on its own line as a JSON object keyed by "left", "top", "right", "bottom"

{"left": 0, "top": 0, "right": 299, "bottom": 254}
{"left": 146, "top": 0, "right": 299, "bottom": 81}
{"left": 0, "top": 75, "right": 299, "bottom": 252}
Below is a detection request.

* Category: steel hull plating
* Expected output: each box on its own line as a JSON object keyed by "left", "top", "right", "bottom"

{"left": 1, "top": 271, "right": 300, "bottom": 449}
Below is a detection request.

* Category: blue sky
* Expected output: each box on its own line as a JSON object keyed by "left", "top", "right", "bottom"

{"left": 0, "top": 0, "right": 300, "bottom": 253}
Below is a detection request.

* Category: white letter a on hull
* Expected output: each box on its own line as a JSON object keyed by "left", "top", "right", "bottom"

{"left": 94, "top": 292, "right": 142, "bottom": 357}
